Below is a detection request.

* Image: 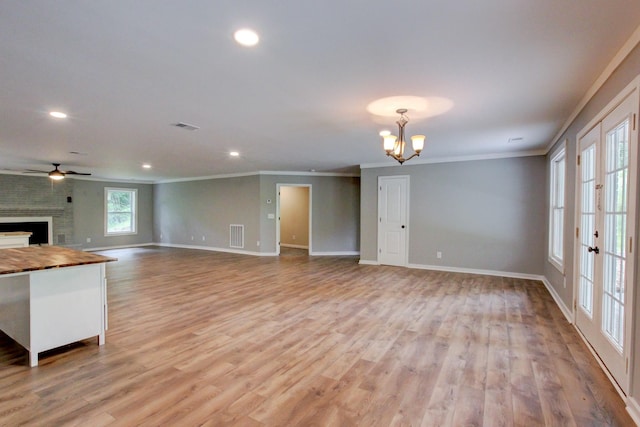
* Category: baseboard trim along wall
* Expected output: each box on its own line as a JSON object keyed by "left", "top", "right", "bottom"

{"left": 407, "top": 263, "right": 545, "bottom": 282}
{"left": 157, "top": 242, "right": 278, "bottom": 256}
{"left": 541, "top": 277, "right": 573, "bottom": 323}
{"left": 85, "top": 243, "right": 156, "bottom": 252}
{"left": 628, "top": 397, "right": 640, "bottom": 426}
{"left": 281, "top": 243, "right": 309, "bottom": 249}
{"left": 310, "top": 251, "right": 360, "bottom": 256}
{"left": 157, "top": 243, "right": 360, "bottom": 257}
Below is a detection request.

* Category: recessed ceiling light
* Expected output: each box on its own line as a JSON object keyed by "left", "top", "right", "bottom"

{"left": 142, "top": 164, "right": 152, "bottom": 169}
{"left": 234, "top": 29, "right": 259, "bottom": 47}
{"left": 49, "top": 111, "right": 67, "bottom": 119}
{"left": 229, "top": 151, "right": 240, "bottom": 157}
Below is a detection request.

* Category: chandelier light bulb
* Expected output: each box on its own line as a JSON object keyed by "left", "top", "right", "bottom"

{"left": 383, "top": 135, "right": 397, "bottom": 152}
{"left": 411, "top": 135, "right": 425, "bottom": 153}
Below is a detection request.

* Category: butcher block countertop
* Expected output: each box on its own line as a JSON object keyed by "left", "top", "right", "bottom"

{"left": 0, "top": 232, "right": 32, "bottom": 237}
{"left": 0, "top": 246, "right": 117, "bottom": 275}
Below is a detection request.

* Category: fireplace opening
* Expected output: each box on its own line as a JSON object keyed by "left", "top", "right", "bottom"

{"left": 0, "top": 217, "right": 52, "bottom": 245}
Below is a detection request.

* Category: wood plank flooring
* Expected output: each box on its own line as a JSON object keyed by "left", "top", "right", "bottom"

{"left": 0, "top": 246, "right": 633, "bottom": 426}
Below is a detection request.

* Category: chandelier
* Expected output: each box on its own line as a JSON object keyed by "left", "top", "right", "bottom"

{"left": 382, "top": 108, "right": 425, "bottom": 164}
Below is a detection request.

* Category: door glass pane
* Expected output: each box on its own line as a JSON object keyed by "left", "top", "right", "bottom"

{"left": 602, "top": 119, "right": 629, "bottom": 350}
{"left": 579, "top": 145, "right": 596, "bottom": 316}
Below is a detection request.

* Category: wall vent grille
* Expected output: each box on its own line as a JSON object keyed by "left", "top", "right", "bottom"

{"left": 230, "top": 224, "right": 244, "bottom": 248}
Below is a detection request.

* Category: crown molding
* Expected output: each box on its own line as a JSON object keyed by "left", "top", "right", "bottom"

{"left": 546, "top": 23, "right": 640, "bottom": 153}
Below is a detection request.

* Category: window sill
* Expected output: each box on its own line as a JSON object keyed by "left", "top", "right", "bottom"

{"left": 105, "top": 232, "right": 138, "bottom": 237}
{"left": 548, "top": 257, "right": 564, "bottom": 275}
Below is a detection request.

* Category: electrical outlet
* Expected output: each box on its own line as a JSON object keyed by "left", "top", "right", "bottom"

{"left": 257, "top": 241, "right": 261, "bottom": 247}
{"left": 436, "top": 251, "right": 442, "bottom": 259}
{"left": 86, "top": 237, "right": 91, "bottom": 243}
{"left": 292, "top": 235, "right": 296, "bottom": 240}
{"left": 191, "top": 236, "right": 194, "bottom": 241}
{"left": 202, "top": 235, "right": 205, "bottom": 241}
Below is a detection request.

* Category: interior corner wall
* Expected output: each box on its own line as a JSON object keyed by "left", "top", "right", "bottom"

{"left": 360, "top": 156, "right": 546, "bottom": 275}
{"left": 73, "top": 179, "right": 154, "bottom": 249}
{"left": 153, "top": 175, "right": 261, "bottom": 252}
{"left": 542, "top": 41, "right": 640, "bottom": 408}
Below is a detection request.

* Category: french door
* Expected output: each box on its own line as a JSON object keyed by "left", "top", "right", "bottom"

{"left": 575, "top": 87, "right": 638, "bottom": 394}
{"left": 378, "top": 176, "right": 409, "bottom": 266}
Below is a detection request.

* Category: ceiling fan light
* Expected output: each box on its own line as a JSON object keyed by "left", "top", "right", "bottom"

{"left": 411, "top": 135, "right": 425, "bottom": 153}
{"left": 49, "top": 172, "right": 64, "bottom": 180}
{"left": 383, "top": 135, "right": 397, "bottom": 152}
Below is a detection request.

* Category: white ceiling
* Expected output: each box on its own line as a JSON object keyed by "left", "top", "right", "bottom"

{"left": 1, "top": 1, "right": 639, "bottom": 182}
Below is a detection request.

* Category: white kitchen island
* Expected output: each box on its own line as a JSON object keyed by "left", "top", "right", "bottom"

{"left": 0, "top": 231, "right": 32, "bottom": 248}
{"left": 0, "top": 246, "right": 116, "bottom": 366}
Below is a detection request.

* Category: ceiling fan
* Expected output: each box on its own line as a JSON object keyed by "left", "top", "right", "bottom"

{"left": 24, "top": 163, "right": 91, "bottom": 180}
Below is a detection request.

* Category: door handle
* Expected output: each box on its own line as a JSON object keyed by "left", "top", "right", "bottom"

{"left": 588, "top": 246, "right": 600, "bottom": 255}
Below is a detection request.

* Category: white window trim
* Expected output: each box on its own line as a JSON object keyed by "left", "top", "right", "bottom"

{"left": 105, "top": 187, "right": 138, "bottom": 236}
{"left": 548, "top": 140, "right": 566, "bottom": 272}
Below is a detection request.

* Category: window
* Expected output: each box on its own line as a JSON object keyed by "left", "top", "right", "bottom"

{"left": 105, "top": 188, "right": 137, "bottom": 235}
{"left": 548, "top": 142, "right": 566, "bottom": 270}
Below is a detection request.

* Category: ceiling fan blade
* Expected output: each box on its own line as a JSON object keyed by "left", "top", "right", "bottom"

{"left": 64, "top": 171, "right": 92, "bottom": 176}
{"left": 23, "top": 170, "right": 49, "bottom": 173}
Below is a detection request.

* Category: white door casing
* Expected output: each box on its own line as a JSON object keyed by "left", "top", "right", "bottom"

{"left": 276, "top": 184, "right": 312, "bottom": 255}
{"left": 378, "top": 176, "right": 409, "bottom": 266}
{"left": 574, "top": 81, "right": 638, "bottom": 394}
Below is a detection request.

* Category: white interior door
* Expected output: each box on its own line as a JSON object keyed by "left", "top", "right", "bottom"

{"left": 378, "top": 176, "right": 408, "bottom": 266}
{"left": 575, "top": 89, "right": 638, "bottom": 394}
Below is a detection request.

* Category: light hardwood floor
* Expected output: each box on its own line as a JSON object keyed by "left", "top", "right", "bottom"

{"left": 0, "top": 246, "right": 633, "bottom": 426}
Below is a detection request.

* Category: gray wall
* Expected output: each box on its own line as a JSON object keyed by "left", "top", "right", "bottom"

{"left": 154, "top": 174, "right": 360, "bottom": 255}
{"left": 0, "top": 174, "right": 74, "bottom": 245}
{"left": 361, "top": 156, "right": 546, "bottom": 275}
{"left": 153, "top": 175, "right": 261, "bottom": 251}
{"left": 73, "top": 180, "right": 154, "bottom": 249}
{"left": 259, "top": 175, "right": 360, "bottom": 254}
{"left": 544, "top": 42, "right": 640, "bottom": 401}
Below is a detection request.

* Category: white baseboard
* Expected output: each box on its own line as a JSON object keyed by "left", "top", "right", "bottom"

{"left": 628, "top": 397, "right": 640, "bottom": 426}
{"left": 358, "top": 259, "right": 379, "bottom": 265}
{"left": 281, "top": 244, "right": 309, "bottom": 249}
{"left": 407, "top": 262, "right": 545, "bottom": 282}
{"left": 310, "top": 251, "right": 359, "bottom": 256}
{"left": 157, "top": 242, "right": 278, "bottom": 256}
{"left": 85, "top": 243, "right": 156, "bottom": 252}
{"left": 540, "top": 277, "right": 573, "bottom": 323}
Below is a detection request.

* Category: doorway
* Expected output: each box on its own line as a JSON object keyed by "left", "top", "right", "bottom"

{"left": 574, "top": 81, "right": 638, "bottom": 394}
{"left": 377, "top": 175, "right": 409, "bottom": 266}
{"left": 277, "top": 184, "right": 311, "bottom": 255}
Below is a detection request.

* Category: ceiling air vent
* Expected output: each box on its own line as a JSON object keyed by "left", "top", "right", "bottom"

{"left": 172, "top": 122, "right": 200, "bottom": 131}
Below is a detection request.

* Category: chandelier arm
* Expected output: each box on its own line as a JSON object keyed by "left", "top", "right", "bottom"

{"left": 403, "top": 153, "right": 420, "bottom": 162}
{"left": 386, "top": 153, "right": 407, "bottom": 164}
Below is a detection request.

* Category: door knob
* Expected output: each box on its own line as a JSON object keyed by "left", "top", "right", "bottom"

{"left": 588, "top": 246, "right": 600, "bottom": 254}
{"left": 401, "top": 225, "right": 405, "bottom": 229}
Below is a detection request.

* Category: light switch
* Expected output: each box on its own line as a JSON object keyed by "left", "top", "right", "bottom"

{"left": 267, "top": 213, "right": 275, "bottom": 219}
